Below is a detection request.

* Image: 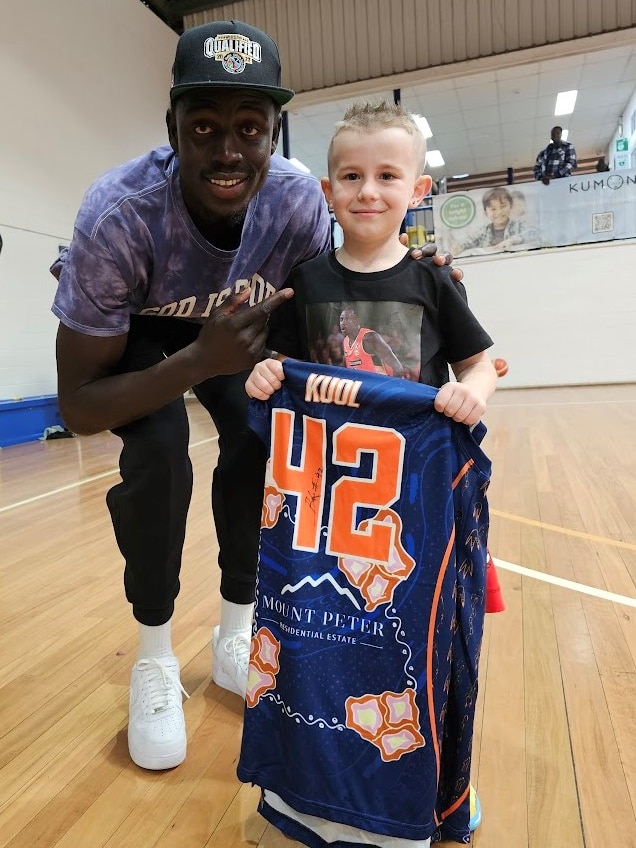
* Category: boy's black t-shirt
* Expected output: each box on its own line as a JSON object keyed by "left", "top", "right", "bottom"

{"left": 268, "top": 250, "right": 493, "bottom": 388}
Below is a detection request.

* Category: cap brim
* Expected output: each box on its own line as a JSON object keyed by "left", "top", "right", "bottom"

{"left": 170, "top": 81, "right": 295, "bottom": 107}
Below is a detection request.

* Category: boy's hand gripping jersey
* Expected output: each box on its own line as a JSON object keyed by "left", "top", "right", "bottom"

{"left": 237, "top": 360, "right": 491, "bottom": 846}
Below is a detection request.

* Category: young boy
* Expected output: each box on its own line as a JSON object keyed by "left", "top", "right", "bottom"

{"left": 248, "top": 102, "right": 495, "bottom": 417}
{"left": 238, "top": 102, "right": 498, "bottom": 847}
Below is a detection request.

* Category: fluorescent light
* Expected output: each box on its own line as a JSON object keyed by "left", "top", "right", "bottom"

{"left": 411, "top": 114, "right": 433, "bottom": 139}
{"left": 426, "top": 150, "right": 445, "bottom": 168}
{"left": 561, "top": 129, "right": 569, "bottom": 141}
{"left": 452, "top": 173, "right": 470, "bottom": 179}
{"left": 289, "top": 157, "right": 311, "bottom": 174}
{"left": 555, "top": 90, "right": 577, "bottom": 115}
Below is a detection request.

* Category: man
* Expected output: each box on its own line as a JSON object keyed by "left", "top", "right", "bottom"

{"left": 339, "top": 307, "right": 406, "bottom": 377}
{"left": 533, "top": 125, "right": 577, "bottom": 184}
{"left": 51, "top": 20, "right": 459, "bottom": 772}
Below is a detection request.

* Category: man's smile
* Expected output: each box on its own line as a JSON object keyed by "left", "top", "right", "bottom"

{"left": 208, "top": 176, "right": 247, "bottom": 187}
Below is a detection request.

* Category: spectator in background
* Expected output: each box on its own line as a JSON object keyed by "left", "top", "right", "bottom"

{"left": 596, "top": 155, "right": 610, "bottom": 172}
{"left": 533, "top": 126, "right": 577, "bottom": 184}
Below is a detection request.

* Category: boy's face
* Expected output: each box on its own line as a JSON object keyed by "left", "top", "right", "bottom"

{"left": 484, "top": 196, "right": 512, "bottom": 228}
{"left": 321, "top": 128, "right": 431, "bottom": 247}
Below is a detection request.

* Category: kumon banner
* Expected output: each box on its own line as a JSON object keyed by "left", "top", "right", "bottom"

{"left": 432, "top": 170, "right": 636, "bottom": 257}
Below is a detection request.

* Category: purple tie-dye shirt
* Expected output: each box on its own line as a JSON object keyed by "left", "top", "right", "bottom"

{"left": 51, "top": 146, "right": 331, "bottom": 336}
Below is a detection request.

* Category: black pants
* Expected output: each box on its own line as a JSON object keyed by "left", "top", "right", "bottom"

{"left": 106, "top": 315, "right": 267, "bottom": 626}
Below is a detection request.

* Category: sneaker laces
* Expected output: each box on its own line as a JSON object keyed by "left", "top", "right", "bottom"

{"left": 136, "top": 658, "right": 190, "bottom": 714}
{"left": 221, "top": 633, "right": 251, "bottom": 675}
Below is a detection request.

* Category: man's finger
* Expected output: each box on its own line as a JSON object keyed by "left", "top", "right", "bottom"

{"left": 218, "top": 288, "right": 252, "bottom": 316}
{"left": 260, "top": 287, "right": 294, "bottom": 318}
{"left": 250, "top": 288, "right": 294, "bottom": 327}
{"left": 218, "top": 288, "right": 294, "bottom": 328}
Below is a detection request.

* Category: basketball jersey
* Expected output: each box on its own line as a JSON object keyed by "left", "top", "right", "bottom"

{"left": 343, "top": 328, "right": 393, "bottom": 375}
{"left": 237, "top": 359, "right": 491, "bottom": 846}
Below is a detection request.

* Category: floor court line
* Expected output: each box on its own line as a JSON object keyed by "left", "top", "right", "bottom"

{"left": 493, "top": 557, "right": 636, "bottom": 608}
{"left": 490, "top": 508, "right": 636, "bottom": 552}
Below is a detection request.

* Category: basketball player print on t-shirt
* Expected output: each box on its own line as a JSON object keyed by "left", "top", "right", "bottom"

{"left": 306, "top": 300, "right": 423, "bottom": 381}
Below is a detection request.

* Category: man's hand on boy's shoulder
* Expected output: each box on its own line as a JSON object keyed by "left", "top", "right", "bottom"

{"left": 400, "top": 237, "right": 464, "bottom": 283}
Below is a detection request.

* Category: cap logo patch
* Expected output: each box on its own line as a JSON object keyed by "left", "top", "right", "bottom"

{"left": 204, "top": 34, "right": 262, "bottom": 75}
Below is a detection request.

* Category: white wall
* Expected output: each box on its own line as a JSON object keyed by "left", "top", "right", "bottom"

{"left": 0, "top": 0, "right": 176, "bottom": 399}
{"left": 462, "top": 238, "right": 636, "bottom": 388}
{"left": 609, "top": 87, "right": 636, "bottom": 169}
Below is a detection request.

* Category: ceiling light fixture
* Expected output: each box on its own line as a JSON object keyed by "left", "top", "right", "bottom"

{"left": 426, "top": 150, "right": 445, "bottom": 168}
{"left": 411, "top": 114, "right": 433, "bottom": 139}
{"left": 555, "top": 90, "right": 578, "bottom": 115}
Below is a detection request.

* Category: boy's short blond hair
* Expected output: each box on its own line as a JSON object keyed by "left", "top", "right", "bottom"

{"left": 328, "top": 101, "right": 427, "bottom": 175}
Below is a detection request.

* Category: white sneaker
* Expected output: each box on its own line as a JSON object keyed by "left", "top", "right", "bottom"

{"left": 212, "top": 625, "right": 250, "bottom": 698}
{"left": 128, "top": 656, "right": 189, "bottom": 770}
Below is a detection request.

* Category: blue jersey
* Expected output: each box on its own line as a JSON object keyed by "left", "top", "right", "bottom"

{"left": 237, "top": 359, "right": 491, "bottom": 846}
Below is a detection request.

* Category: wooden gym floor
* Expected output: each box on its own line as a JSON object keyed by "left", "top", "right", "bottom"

{"left": 1, "top": 382, "right": 635, "bottom": 848}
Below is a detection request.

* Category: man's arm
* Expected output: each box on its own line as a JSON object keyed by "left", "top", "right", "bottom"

{"left": 56, "top": 288, "right": 292, "bottom": 435}
{"left": 561, "top": 144, "right": 577, "bottom": 177}
{"left": 363, "top": 332, "right": 405, "bottom": 376}
{"left": 533, "top": 149, "right": 546, "bottom": 181}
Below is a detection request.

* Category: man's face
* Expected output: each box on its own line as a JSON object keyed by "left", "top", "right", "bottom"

{"left": 168, "top": 88, "right": 280, "bottom": 232}
{"left": 551, "top": 127, "right": 563, "bottom": 144}
{"left": 339, "top": 309, "right": 359, "bottom": 338}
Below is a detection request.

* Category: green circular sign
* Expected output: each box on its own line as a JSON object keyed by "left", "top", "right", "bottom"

{"left": 440, "top": 195, "right": 476, "bottom": 229}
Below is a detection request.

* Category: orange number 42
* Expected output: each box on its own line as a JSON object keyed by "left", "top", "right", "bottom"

{"left": 270, "top": 409, "right": 406, "bottom": 563}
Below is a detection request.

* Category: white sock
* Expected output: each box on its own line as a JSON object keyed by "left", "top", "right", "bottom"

{"left": 137, "top": 621, "right": 174, "bottom": 660}
{"left": 218, "top": 599, "right": 254, "bottom": 640}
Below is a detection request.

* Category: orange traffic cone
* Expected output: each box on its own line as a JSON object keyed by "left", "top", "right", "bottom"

{"left": 485, "top": 550, "right": 505, "bottom": 613}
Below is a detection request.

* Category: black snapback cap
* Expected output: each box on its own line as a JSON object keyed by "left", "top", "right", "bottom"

{"left": 170, "top": 20, "right": 294, "bottom": 106}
